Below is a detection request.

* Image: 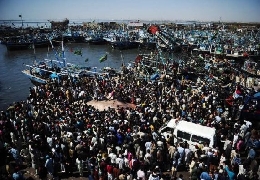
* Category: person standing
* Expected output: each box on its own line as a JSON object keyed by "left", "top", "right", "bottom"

{"left": 64, "top": 154, "right": 74, "bottom": 176}
{"left": 76, "top": 156, "right": 84, "bottom": 176}
{"left": 45, "top": 155, "right": 53, "bottom": 176}
{"left": 9, "top": 145, "right": 22, "bottom": 166}
{"left": 224, "top": 164, "right": 235, "bottom": 180}
{"left": 137, "top": 166, "right": 146, "bottom": 180}
{"left": 148, "top": 169, "right": 160, "bottom": 180}
{"left": 20, "top": 145, "right": 30, "bottom": 167}
{"left": 200, "top": 166, "right": 211, "bottom": 180}
{"left": 38, "top": 163, "right": 48, "bottom": 180}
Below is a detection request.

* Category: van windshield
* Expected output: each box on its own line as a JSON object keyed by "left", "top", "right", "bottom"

{"left": 191, "top": 135, "right": 210, "bottom": 145}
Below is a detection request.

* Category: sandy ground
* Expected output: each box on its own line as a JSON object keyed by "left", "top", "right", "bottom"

{"left": 86, "top": 99, "right": 136, "bottom": 111}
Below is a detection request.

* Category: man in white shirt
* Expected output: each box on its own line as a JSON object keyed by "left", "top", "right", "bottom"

{"left": 232, "top": 131, "right": 239, "bottom": 148}
{"left": 116, "top": 154, "right": 124, "bottom": 170}
{"left": 144, "top": 149, "right": 152, "bottom": 164}
{"left": 123, "top": 155, "right": 129, "bottom": 169}
{"left": 109, "top": 151, "right": 117, "bottom": 164}
{"left": 157, "top": 139, "right": 164, "bottom": 150}
{"left": 145, "top": 141, "right": 152, "bottom": 151}
{"left": 137, "top": 167, "right": 146, "bottom": 180}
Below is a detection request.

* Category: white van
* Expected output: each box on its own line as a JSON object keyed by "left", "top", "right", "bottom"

{"left": 159, "top": 119, "right": 216, "bottom": 151}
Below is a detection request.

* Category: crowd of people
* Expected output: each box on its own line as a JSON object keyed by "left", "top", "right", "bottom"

{"left": 0, "top": 57, "right": 259, "bottom": 180}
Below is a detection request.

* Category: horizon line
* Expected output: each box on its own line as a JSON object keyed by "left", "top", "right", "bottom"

{"left": 0, "top": 18, "right": 260, "bottom": 24}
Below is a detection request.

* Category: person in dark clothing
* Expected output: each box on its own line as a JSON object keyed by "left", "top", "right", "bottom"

{"left": 225, "top": 141, "right": 232, "bottom": 160}
{"left": 64, "top": 155, "right": 74, "bottom": 176}
{"left": 38, "top": 164, "right": 48, "bottom": 180}
{"left": 190, "top": 164, "right": 200, "bottom": 180}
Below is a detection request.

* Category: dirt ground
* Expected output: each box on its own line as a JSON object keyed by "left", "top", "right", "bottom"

{"left": 86, "top": 99, "right": 136, "bottom": 111}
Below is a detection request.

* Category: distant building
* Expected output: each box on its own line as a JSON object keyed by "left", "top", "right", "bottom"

{"left": 127, "top": 21, "right": 144, "bottom": 31}
{"left": 83, "top": 21, "right": 120, "bottom": 30}
{"left": 50, "top": 18, "right": 69, "bottom": 30}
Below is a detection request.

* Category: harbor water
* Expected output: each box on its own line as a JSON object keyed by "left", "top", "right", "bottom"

{"left": 0, "top": 43, "right": 142, "bottom": 111}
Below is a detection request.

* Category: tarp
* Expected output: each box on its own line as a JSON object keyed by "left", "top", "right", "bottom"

{"left": 50, "top": 73, "right": 59, "bottom": 79}
{"left": 253, "top": 92, "right": 260, "bottom": 99}
{"left": 150, "top": 73, "right": 160, "bottom": 80}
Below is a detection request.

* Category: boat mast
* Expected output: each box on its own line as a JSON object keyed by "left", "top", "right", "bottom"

{"left": 32, "top": 41, "right": 36, "bottom": 65}
{"left": 62, "top": 37, "right": 66, "bottom": 68}
{"left": 120, "top": 51, "right": 125, "bottom": 66}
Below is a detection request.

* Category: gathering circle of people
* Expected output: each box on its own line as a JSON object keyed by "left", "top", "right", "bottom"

{"left": 0, "top": 57, "right": 260, "bottom": 180}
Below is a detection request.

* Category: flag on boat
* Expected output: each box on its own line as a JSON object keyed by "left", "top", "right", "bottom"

{"left": 99, "top": 54, "right": 107, "bottom": 63}
{"left": 74, "top": 49, "right": 82, "bottom": 56}
{"left": 147, "top": 25, "right": 160, "bottom": 35}
{"left": 211, "top": 31, "right": 218, "bottom": 40}
{"left": 135, "top": 55, "right": 142, "bottom": 64}
{"left": 198, "top": 54, "right": 204, "bottom": 60}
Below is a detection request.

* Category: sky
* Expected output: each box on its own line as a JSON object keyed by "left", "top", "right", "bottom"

{"left": 0, "top": 0, "right": 260, "bottom": 23}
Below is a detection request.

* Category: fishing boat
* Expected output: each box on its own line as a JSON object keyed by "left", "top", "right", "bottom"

{"left": 22, "top": 40, "right": 70, "bottom": 84}
{"left": 22, "top": 59, "right": 65, "bottom": 85}
{"left": 22, "top": 68, "right": 49, "bottom": 85}
{"left": 22, "top": 41, "right": 108, "bottom": 84}
{"left": 22, "top": 57, "right": 98, "bottom": 85}
{"left": 138, "top": 37, "right": 157, "bottom": 50}
{"left": 4, "top": 35, "right": 31, "bottom": 50}
{"left": 4, "top": 34, "right": 59, "bottom": 51}
{"left": 85, "top": 33, "right": 107, "bottom": 45}
{"left": 111, "top": 40, "right": 139, "bottom": 50}
{"left": 87, "top": 36, "right": 107, "bottom": 45}
{"left": 63, "top": 30, "right": 85, "bottom": 43}
{"left": 6, "top": 41, "right": 31, "bottom": 51}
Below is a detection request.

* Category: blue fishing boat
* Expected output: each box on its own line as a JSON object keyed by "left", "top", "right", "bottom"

{"left": 87, "top": 36, "right": 107, "bottom": 45}
{"left": 22, "top": 41, "right": 105, "bottom": 84}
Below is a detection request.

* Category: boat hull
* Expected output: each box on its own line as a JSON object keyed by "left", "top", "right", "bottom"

{"left": 6, "top": 42, "right": 31, "bottom": 51}
{"left": 111, "top": 41, "right": 139, "bottom": 50}
{"left": 22, "top": 69, "right": 47, "bottom": 85}
{"left": 5, "top": 40, "right": 60, "bottom": 51}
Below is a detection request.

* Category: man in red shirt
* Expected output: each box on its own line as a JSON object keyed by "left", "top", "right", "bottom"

{"left": 106, "top": 163, "right": 113, "bottom": 180}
